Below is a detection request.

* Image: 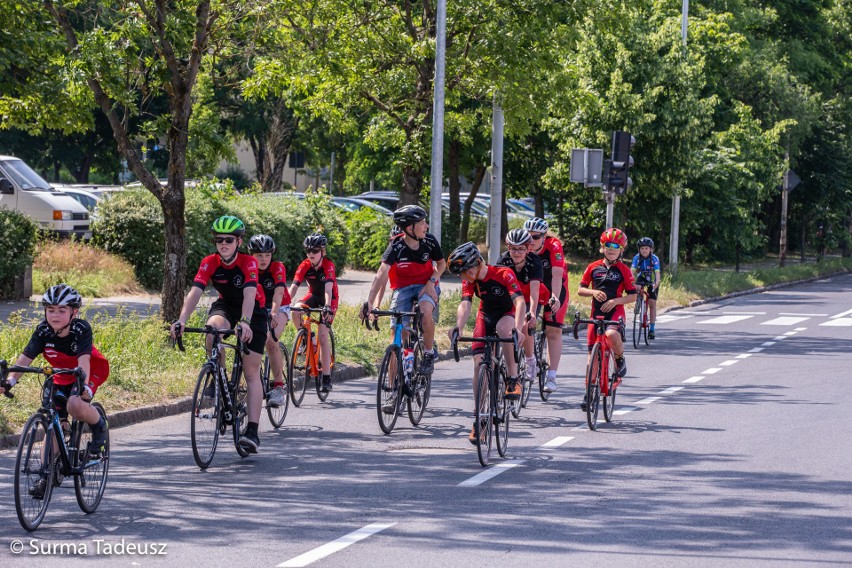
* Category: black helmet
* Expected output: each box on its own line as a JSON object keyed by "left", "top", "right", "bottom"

{"left": 248, "top": 234, "right": 276, "bottom": 253}
{"left": 42, "top": 284, "right": 82, "bottom": 308}
{"left": 447, "top": 241, "right": 483, "bottom": 274}
{"left": 393, "top": 205, "right": 427, "bottom": 227}
{"left": 303, "top": 233, "right": 328, "bottom": 249}
{"left": 637, "top": 237, "right": 654, "bottom": 249}
{"left": 505, "top": 229, "right": 532, "bottom": 246}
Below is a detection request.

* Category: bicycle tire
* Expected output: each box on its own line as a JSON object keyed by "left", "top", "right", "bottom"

{"left": 14, "top": 412, "right": 55, "bottom": 531}
{"left": 586, "top": 343, "right": 602, "bottom": 430}
{"left": 513, "top": 356, "right": 526, "bottom": 418}
{"left": 191, "top": 363, "right": 221, "bottom": 469}
{"left": 232, "top": 371, "right": 250, "bottom": 457}
{"left": 407, "top": 340, "right": 429, "bottom": 426}
{"left": 314, "top": 328, "right": 335, "bottom": 402}
{"left": 643, "top": 299, "right": 650, "bottom": 346}
{"left": 266, "top": 342, "right": 290, "bottom": 428}
{"left": 289, "top": 329, "right": 310, "bottom": 407}
{"left": 495, "top": 363, "right": 510, "bottom": 457}
{"left": 474, "top": 363, "right": 493, "bottom": 467}
{"left": 633, "top": 294, "right": 643, "bottom": 349}
{"left": 603, "top": 349, "right": 618, "bottom": 422}
{"left": 536, "top": 331, "right": 551, "bottom": 401}
{"left": 74, "top": 402, "right": 109, "bottom": 513}
{"left": 376, "top": 344, "right": 402, "bottom": 434}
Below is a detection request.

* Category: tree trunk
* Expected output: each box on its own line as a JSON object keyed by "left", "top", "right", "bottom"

{"left": 400, "top": 165, "right": 423, "bottom": 206}
{"left": 460, "top": 165, "right": 486, "bottom": 243}
{"left": 446, "top": 140, "right": 461, "bottom": 249}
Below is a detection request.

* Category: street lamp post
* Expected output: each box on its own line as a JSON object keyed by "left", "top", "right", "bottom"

{"left": 429, "top": 0, "right": 447, "bottom": 243}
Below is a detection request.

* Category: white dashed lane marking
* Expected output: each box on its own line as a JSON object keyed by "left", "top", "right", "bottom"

{"left": 540, "top": 436, "right": 573, "bottom": 449}
{"left": 683, "top": 376, "right": 705, "bottom": 384}
{"left": 735, "top": 354, "right": 752, "bottom": 359}
{"left": 762, "top": 316, "right": 810, "bottom": 326}
{"left": 277, "top": 523, "right": 396, "bottom": 567}
{"left": 702, "top": 368, "right": 722, "bottom": 375}
{"left": 458, "top": 462, "right": 525, "bottom": 487}
{"left": 636, "top": 396, "right": 661, "bottom": 405}
{"left": 719, "top": 360, "right": 739, "bottom": 366}
{"left": 702, "top": 315, "right": 754, "bottom": 325}
{"left": 821, "top": 318, "right": 852, "bottom": 327}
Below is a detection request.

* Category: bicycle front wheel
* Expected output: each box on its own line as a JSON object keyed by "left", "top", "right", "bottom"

{"left": 377, "top": 345, "right": 402, "bottom": 434}
{"left": 266, "top": 342, "right": 290, "bottom": 429}
{"left": 495, "top": 364, "right": 510, "bottom": 457}
{"left": 191, "top": 364, "right": 221, "bottom": 469}
{"left": 289, "top": 329, "right": 310, "bottom": 407}
{"left": 15, "top": 412, "right": 55, "bottom": 531}
{"left": 643, "top": 300, "right": 650, "bottom": 346}
{"left": 407, "top": 340, "right": 429, "bottom": 426}
{"left": 603, "top": 349, "right": 618, "bottom": 422}
{"left": 633, "top": 295, "right": 643, "bottom": 349}
{"left": 474, "top": 364, "right": 493, "bottom": 467}
{"left": 536, "top": 332, "right": 550, "bottom": 401}
{"left": 232, "top": 371, "right": 250, "bottom": 457}
{"left": 74, "top": 403, "right": 109, "bottom": 513}
{"left": 315, "top": 328, "right": 337, "bottom": 402}
{"left": 586, "top": 344, "right": 602, "bottom": 430}
{"left": 513, "top": 356, "right": 526, "bottom": 418}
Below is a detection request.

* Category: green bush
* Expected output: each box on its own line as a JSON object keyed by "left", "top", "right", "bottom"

{"left": 343, "top": 208, "right": 393, "bottom": 271}
{"left": 0, "top": 207, "right": 39, "bottom": 297}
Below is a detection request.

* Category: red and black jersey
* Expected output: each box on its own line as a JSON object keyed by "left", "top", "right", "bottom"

{"left": 22, "top": 319, "right": 109, "bottom": 387}
{"left": 534, "top": 236, "right": 569, "bottom": 290}
{"left": 381, "top": 233, "right": 444, "bottom": 289}
{"left": 193, "top": 253, "right": 265, "bottom": 310}
{"left": 258, "top": 261, "right": 291, "bottom": 310}
{"left": 497, "top": 251, "right": 550, "bottom": 304}
{"left": 580, "top": 259, "right": 636, "bottom": 318}
{"left": 461, "top": 265, "right": 524, "bottom": 316}
{"left": 293, "top": 257, "right": 339, "bottom": 300}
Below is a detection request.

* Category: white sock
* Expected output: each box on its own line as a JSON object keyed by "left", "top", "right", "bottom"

{"left": 526, "top": 356, "right": 535, "bottom": 367}
{"left": 547, "top": 369, "right": 557, "bottom": 380}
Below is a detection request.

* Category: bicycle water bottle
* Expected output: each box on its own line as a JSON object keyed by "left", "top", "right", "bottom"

{"left": 403, "top": 348, "right": 414, "bottom": 377}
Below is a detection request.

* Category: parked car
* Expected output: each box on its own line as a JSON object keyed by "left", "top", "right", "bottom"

{"left": 53, "top": 186, "right": 101, "bottom": 212}
{"left": 331, "top": 196, "right": 393, "bottom": 216}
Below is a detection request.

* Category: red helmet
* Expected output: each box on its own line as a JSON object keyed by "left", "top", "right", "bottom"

{"left": 600, "top": 228, "right": 627, "bottom": 248}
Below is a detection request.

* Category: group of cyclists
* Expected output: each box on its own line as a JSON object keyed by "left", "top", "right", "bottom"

{"left": 1, "top": 205, "right": 664, "bottom": 457}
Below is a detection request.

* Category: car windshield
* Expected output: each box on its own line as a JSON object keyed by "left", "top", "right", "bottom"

{"left": 0, "top": 159, "right": 54, "bottom": 191}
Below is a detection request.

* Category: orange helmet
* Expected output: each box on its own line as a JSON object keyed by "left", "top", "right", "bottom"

{"left": 600, "top": 228, "right": 627, "bottom": 248}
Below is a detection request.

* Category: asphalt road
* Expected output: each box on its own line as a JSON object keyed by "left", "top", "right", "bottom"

{"left": 0, "top": 273, "right": 850, "bottom": 567}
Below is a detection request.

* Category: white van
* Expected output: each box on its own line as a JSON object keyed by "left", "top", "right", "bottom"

{"left": 0, "top": 156, "right": 92, "bottom": 239}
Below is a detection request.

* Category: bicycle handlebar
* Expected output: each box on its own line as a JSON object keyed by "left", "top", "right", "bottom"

{"left": 0, "top": 360, "right": 84, "bottom": 400}
{"left": 169, "top": 324, "right": 248, "bottom": 355}
{"left": 365, "top": 306, "right": 422, "bottom": 332}
{"left": 571, "top": 311, "right": 624, "bottom": 340}
{"left": 451, "top": 330, "right": 520, "bottom": 364}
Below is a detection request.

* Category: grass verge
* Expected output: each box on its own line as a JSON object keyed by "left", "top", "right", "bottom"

{"left": 33, "top": 240, "right": 143, "bottom": 297}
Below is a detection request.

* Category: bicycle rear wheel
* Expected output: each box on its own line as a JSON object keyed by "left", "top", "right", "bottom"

{"left": 74, "top": 403, "right": 109, "bottom": 513}
{"left": 407, "top": 341, "right": 429, "bottom": 426}
{"left": 632, "top": 295, "right": 643, "bottom": 349}
{"left": 377, "top": 345, "right": 402, "bottom": 434}
{"left": 232, "top": 372, "right": 250, "bottom": 457}
{"left": 512, "top": 357, "right": 525, "bottom": 418}
{"left": 586, "top": 344, "right": 602, "bottom": 430}
{"left": 266, "top": 342, "right": 290, "bottom": 429}
{"left": 643, "top": 300, "right": 650, "bottom": 346}
{"left": 536, "top": 332, "right": 550, "bottom": 401}
{"left": 289, "top": 329, "right": 310, "bottom": 407}
{"left": 315, "top": 328, "right": 336, "bottom": 402}
{"left": 495, "top": 364, "right": 510, "bottom": 457}
{"left": 191, "top": 363, "right": 221, "bottom": 469}
{"left": 474, "top": 364, "right": 493, "bottom": 467}
{"left": 14, "top": 412, "right": 55, "bottom": 531}
{"left": 602, "top": 349, "right": 618, "bottom": 423}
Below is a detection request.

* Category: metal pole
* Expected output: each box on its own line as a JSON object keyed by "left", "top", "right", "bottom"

{"left": 605, "top": 191, "right": 615, "bottom": 229}
{"left": 670, "top": 0, "right": 688, "bottom": 275}
{"left": 780, "top": 154, "right": 789, "bottom": 267}
{"left": 488, "top": 96, "right": 504, "bottom": 265}
{"left": 429, "top": 0, "right": 447, "bottom": 244}
{"left": 329, "top": 151, "right": 335, "bottom": 194}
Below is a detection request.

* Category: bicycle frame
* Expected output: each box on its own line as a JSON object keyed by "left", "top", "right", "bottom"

{"left": 176, "top": 326, "right": 245, "bottom": 419}
{"left": 293, "top": 307, "right": 327, "bottom": 376}
{"left": 573, "top": 314, "right": 622, "bottom": 397}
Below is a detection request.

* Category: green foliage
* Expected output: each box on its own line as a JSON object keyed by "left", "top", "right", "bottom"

{"left": 0, "top": 208, "right": 39, "bottom": 297}
{"left": 342, "top": 208, "right": 393, "bottom": 271}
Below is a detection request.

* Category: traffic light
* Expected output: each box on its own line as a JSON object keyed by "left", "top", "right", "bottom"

{"left": 607, "top": 131, "right": 635, "bottom": 195}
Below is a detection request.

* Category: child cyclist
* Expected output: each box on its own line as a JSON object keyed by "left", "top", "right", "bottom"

{"left": 249, "top": 234, "right": 292, "bottom": 407}
{"left": 446, "top": 242, "right": 526, "bottom": 444}
{"left": 1, "top": 284, "right": 109, "bottom": 476}
{"left": 170, "top": 216, "right": 268, "bottom": 453}
{"left": 631, "top": 237, "right": 661, "bottom": 339}
{"left": 287, "top": 233, "right": 339, "bottom": 393}
{"left": 577, "top": 228, "right": 637, "bottom": 411}
{"left": 497, "top": 228, "right": 550, "bottom": 383}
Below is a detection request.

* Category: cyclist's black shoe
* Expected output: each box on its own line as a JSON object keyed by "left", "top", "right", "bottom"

{"left": 505, "top": 379, "right": 522, "bottom": 400}
{"left": 648, "top": 330, "right": 655, "bottom": 340}
{"left": 29, "top": 478, "right": 47, "bottom": 500}
{"left": 86, "top": 440, "right": 106, "bottom": 461}
{"left": 580, "top": 395, "right": 588, "bottom": 412}
{"left": 615, "top": 356, "right": 627, "bottom": 378}
{"left": 321, "top": 377, "right": 333, "bottom": 392}
{"left": 420, "top": 352, "right": 435, "bottom": 375}
{"left": 239, "top": 431, "right": 260, "bottom": 454}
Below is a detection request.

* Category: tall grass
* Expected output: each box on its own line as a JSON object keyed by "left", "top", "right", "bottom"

{"left": 33, "top": 240, "right": 143, "bottom": 297}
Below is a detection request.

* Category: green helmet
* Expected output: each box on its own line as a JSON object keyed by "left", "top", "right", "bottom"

{"left": 211, "top": 215, "right": 245, "bottom": 236}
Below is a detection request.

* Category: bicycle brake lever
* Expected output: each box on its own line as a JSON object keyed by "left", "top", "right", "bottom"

{"left": 372, "top": 318, "right": 380, "bottom": 332}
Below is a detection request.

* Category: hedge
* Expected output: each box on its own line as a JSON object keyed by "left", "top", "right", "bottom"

{"left": 0, "top": 207, "right": 39, "bottom": 298}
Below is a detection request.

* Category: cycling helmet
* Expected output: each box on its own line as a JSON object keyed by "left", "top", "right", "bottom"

{"left": 211, "top": 215, "right": 245, "bottom": 237}
{"left": 505, "top": 229, "right": 532, "bottom": 246}
{"left": 42, "top": 284, "right": 82, "bottom": 308}
{"left": 600, "top": 228, "right": 628, "bottom": 248}
{"left": 447, "top": 241, "right": 483, "bottom": 274}
{"left": 303, "top": 233, "right": 328, "bottom": 249}
{"left": 389, "top": 225, "right": 403, "bottom": 239}
{"left": 523, "top": 217, "right": 549, "bottom": 234}
{"left": 637, "top": 237, "right": 655, "bottom": 249}
{"left": 393, "top": 205, "right": 427, "bottom": 227}
{"left": 248, "top": 234, "right": 276, "bottom": 253}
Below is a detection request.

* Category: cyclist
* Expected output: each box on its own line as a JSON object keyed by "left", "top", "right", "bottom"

{"left": 287, "top": 233, "right": 339, "bottom": 393}
{"left": 497, "top": 228, "right": 550, "bottom": 383}
{"left": 631, "top": 237, "right": 661, "bottom": 339}
{"left": 0, "top": 284, "right": 109, "bottom": 476}
{"left": 446, "top": 242, "right": 526, "bottom": 444}
{"left": 363, "top": 206, "right": 445, "bottom": 376}
{"left": 524, "top": 217, "right": 570, "bottom": 393}
{"left": 577, "top": 228, "right": 636, "bottom": 412}
{"left": 170, "top": 216, "right": 267, "bottom": 453}
{"left": 249, "top": 234, "right": 291, "bottom": 407}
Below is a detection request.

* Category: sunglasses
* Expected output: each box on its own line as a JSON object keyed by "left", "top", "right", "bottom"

{"left": 305, "top": 248, "right": 322, "bottom": 255}
{"left": 530, "top": 234, "right": 544, "bottom": 240}
{"left": 604, "top": 242, "right": 622, "bottom": 250}
{"left": 508, "top": 247, "right": 528, "bottom": 254}
{"left": 215, "top": 236, "right": 237, "bottom": 244}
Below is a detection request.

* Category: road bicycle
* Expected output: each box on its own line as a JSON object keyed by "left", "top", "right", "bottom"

{"left": 261, "top": 319, "right": 291, "bottom": 428}
{"left": 632, "top": 272, "right": 653, "bottom": 349}
{"left": 173, "top": 325, "right": 251, "bottom": 469}
{"left": 572, "top": 312, "right": 624, "bottom": 430}
{"left": 289, "top": 307, "right": 336, "bottom": 406}
{"left": 1, "top": 361, "right": 109, "bottom": 531}
{"left": 451, "top": 329, "right": 519, "bottom": 467}
{"left": 512, "top": 315, "right": 537, "bottom": 419}
{"left": 534, "top": 318, "right": 551, "bottom": 402}
{"left": 366, "top": 306, "right": 431, "bottom": 434}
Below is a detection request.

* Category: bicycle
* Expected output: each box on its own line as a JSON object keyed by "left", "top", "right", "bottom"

{"left": 572, "top": 312, "right": 624, "bottom": 430}
{"left": 451, "top": 330, "right": 519, "bottom": 467}
{"left": 173, "top": 325, "right": 251, "bottom": 469}
{"left": 261, "top": 319, "right": 291, "bottom": 428}
{"left": 366, "top": 306, "right": 431, "bottom": 434}
{"left": 289, "top": 307, "right": 336, "bottom": 406}
{"left": 512, "top": 315, "right": 537, "bottom": 419}
{"left": 1, "top": 361, "right": 109, "bottom": 531}
{"left": 632, "top": 273, "right": 653, "bottom": 349}
{"left": 534, "top": 319, "right": 551, "bottom": 402}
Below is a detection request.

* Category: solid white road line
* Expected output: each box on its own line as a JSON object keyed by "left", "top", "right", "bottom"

{"left": 541, "top": 436, "right": 574, "bottom": 449}
{"left": 458, "top": 462, "right": 525, "bottom": 486}
{"left": 702, "top": 315, "right": 754, "bottom": 324}
{"left": 779, "top": 313, "right": 826, "bottom": 317}
{"left": 830, "top": 308, "right": 852, "bottom": 319}
{"left": 821, "top": 318, "right": 852, "bottom": 327}
{"left": 277, "top": 522, "right": 396, "bottom": 567}
{"left": 761, "top": 317, "right": 810, "bottom": 326}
